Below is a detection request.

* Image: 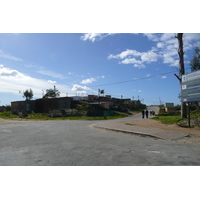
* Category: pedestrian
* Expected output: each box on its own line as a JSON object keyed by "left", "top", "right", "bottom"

{"left": 142, "top": 110, "right": 145, "bottom": 119}
{"left": 146, "top": 110, "right": 149, "bottom": 118}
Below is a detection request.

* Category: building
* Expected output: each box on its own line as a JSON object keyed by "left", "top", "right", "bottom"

{"left": 165, "top": 103, "right": 176, "bottom": 112}
{"left": 11, "top": 100, "right": 35, "bottom": 114}
{"left": 11, "top": 97, "right": 72, "bottom": 114}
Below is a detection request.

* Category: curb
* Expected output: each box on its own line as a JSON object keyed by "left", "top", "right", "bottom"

{"left": 92, "top": 124, "right": 165, "bottom": 140}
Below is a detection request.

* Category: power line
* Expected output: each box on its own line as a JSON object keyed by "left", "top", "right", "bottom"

{"left": 89, "top": 67, "right": 191, "bottom": 88}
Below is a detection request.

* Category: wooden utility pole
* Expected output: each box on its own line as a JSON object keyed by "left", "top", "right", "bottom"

{"left": 175, "top": 33, "right": 187, "bottom": 118}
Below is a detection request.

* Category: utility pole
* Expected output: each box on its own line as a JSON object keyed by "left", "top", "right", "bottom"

{"left": 175, "top": 33, "right": 187, "bottom": 118}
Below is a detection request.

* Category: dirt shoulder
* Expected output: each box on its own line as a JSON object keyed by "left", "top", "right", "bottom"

{"left": 118, "top": 118, "right": 200, "bottom": 145}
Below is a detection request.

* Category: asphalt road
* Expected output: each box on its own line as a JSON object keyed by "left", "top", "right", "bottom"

{"left": 0, "top": 106, "right": 200, "bottom": 166}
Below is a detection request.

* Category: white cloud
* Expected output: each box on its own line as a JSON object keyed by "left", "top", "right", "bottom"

{"left": 0, "top": 50, "right": 23, "bottom": 61}
{"left": 160, "top": 33, "right": 174, "bottom": 41}
{"left": 143, "top": 33, "right": 160, "bottom": 42}
{"left": 0, "top": 66, "right": 20, "bottom": 77}
{"left": 37, "top": 69, "right": 66, "bottom": 79}
{"left": 47, "top": 80, "right": 57, "bottom": 84}
{"left": 81, "top": 77, "right": 96, "bottom": 84}
{"left": 157, "top": 42, "right": 165, "bottom": 48}
{"left": 141, "top": 51, "right": 159, "bottom": 62}
{"left": 162, "top": 76, "right": 167, "bottom": 78}
{"left": 80, "top": 33, "right": 117, "bottom": 42}
{"left": 108, "top": 49, "right": 141, "bottom": 60}
{"left": 133, "top": 64, "right": 146, "bottom": 68}
{"left": 108, "top": 48, "right": 158, "bottom": 68}
{"left": 121, "top": 58, "right": 142, "bottom": 64}
{"left": 0, "top": 64, "right": 72, "bottom": 98}
{"left": 162, "top": 53, "right": 179, "bottom": 67}
{"left": 71, "top": 84, "right": 90, "bottom": 91}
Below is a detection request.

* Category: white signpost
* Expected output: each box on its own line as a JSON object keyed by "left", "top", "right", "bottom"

{"left": 181, "top": 70, "right": 200, "bottom": 127}
{"left": 181, "top": 70, "right": 200, "bottom": 102}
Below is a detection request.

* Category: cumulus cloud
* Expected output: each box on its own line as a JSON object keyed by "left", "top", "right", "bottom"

{"left": 108, "top": 49, "right": 141, "bottom": 60}
{"left": 81, "top": 77, "right": 96, "bottom": 84}
{"left": 0, "top": 66, "right": 20, "bottom": 77}
{"left": 0, "top": 50, "right": 23, "bottom": 61}
{"left": 141, "top": 51, "right": 159, "bottom": 62}
{"left": 108, "top": 48, "right": 158, "bottom": 68}
{"left": 121, "top": 58, "right": 142, "bottom": 64}
{"left": 71, "top": 84, "right": 90, "bottom": 91}
{"left": 157, "top": 42, "right": 165, "bottom": 48}
{"left": 143, "top": 33, "right": 160, "bottom": 42}
{"left": 80, "top": 33, "right": 117, "bottom": 42}
{"left": 0, "top": 64, "right": 72, "bottom": 98}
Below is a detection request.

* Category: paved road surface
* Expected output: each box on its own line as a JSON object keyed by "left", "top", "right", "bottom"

{"left": 0, "top": 106, "right": 200, "bottom": 165}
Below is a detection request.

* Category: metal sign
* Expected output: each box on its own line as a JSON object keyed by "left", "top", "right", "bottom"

{"left": 181, "top": 70, "right": 200, "bottom": 102}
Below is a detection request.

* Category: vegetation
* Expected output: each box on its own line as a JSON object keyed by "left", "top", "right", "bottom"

{"left": 0, "top": 112, "right": 18, "bottom": 119}
{"left": 190, "top": 46, "right": 200, "bottom": 72}
{"left": 23, "top": 89, "right": 34, "bottom": 100}
{"left": 0, "top": 111, "right": 129, "bottom": 121}
{"left": 43, "top": 87, "right": 60, "bottom": 98}
{"left": 0, "top": 105, "right": 11, "bottom": 112}
{"left": 152, "top": 106, "right": 200, "bottom": 127}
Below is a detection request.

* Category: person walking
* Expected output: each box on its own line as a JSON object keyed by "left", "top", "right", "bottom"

{"left": 142, "top": 110, "right": 145, "bottom": 119}
{"left": 146, "top": 110, "right": 149, "bottom": 118}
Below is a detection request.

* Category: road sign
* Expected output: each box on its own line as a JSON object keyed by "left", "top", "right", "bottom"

{"left": 181, "top": 70, "right": 200, "bottom": 102}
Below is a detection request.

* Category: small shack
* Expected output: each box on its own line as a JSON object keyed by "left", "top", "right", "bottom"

{"left": 11, "top": 97, "right": 72, "bottom": 114}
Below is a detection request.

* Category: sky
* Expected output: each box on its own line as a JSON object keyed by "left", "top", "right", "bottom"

{"left": 0, "top": 33, "right": 200, "bottom": 106}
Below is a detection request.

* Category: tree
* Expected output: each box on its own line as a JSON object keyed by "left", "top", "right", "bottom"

{"left": 23, "top": 89, "right": 33, "bottom": 100}
{"left": 190, "top": 47, "right": 200, "bottom": 110}
{"left": 175, "top": 33, "right": 187, "bottom": 118}
{"left": 190, "top": 47, "right": 200, "bottom": 71}
{"left": 43, "top": 86, "right": 60, "bottom": 98}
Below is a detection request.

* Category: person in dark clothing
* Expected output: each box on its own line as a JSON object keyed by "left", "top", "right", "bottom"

{"left": 146, "top": 110, "right": 149, "bottom": 118}
{"left": 142, "top": 110, "right": 145, "bottom": 119}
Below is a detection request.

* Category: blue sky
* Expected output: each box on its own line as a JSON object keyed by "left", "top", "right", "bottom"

{"left": 0, "top": 33, "right": 200, "bottom": 106}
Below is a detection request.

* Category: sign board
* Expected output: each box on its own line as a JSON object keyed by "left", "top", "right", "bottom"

{"left": 181, "top": 70, "right": 200, "bottom": 102}
{"left": 165, "top": 103, "right": 174, "bottom": 108}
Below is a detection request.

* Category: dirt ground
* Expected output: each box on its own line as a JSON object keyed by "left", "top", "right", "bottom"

{"left": 0, "top": 118, "right": 19, "bottom": 125}
{"left": 119, "top": 118, "right": 200, "bottom": 145}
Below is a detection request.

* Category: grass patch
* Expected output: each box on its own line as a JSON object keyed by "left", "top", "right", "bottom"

{"left": 152, "top": 116, "right": 182, "bottom": 124}
{"left": 152, "top": 109, "right": 200, "bottom": 127}
{"left": 0, "top": 111, "right": 128, "bottom": 121}
{"left": 0, "top": 112, "right": 18, "bottom": 119}
{"left": 27, "top": 111, "right": 129, "bottom": 120}
{"left": 190, "top": 109, "right": 200, "bottom": 118}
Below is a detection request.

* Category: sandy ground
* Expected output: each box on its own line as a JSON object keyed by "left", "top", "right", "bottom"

{"left": 0, "top": 118, "right": 19, "bottom": 125}
{"left": 118, "top": 118, "right": 200, "bottom": 145}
